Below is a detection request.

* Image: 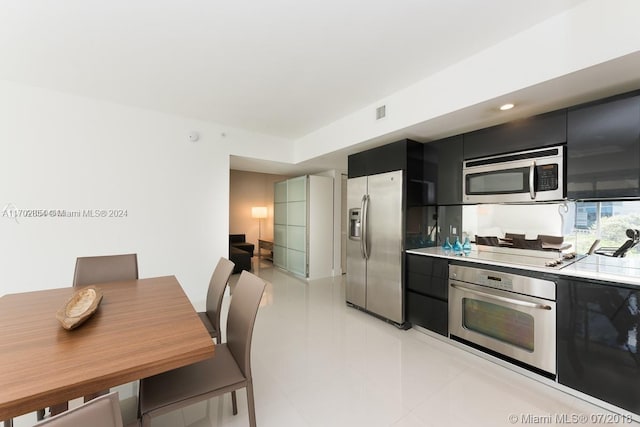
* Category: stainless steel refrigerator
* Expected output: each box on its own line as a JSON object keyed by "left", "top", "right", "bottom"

{"left": 346, "top": 170, "right": 404, "bottom": 326}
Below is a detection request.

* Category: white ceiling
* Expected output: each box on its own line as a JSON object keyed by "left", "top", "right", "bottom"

{"left": 5, "top": 0, "right": 639, "bottom": 176}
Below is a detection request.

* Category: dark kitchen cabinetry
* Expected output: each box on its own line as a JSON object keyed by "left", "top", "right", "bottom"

{"left": 557, "top": 277, "right": 640, "bottom": 414}
{"left": 463, "top": 109, "right": 567, "bottom": 160}
{"left": 348, "top": 139, "right": 430, "bottom": 208}
{"left": 347, "top": 139, "right": 423, "bottom": 179}
{"left": 349, "top": 139, "right": 436, "bottom": 251}
{"left": 425, "top": 135, "right": 463, "bottom": 205}
{"left": 406, "top": 254, "right": 448, "bottom": 336}
{"left": 566, "top": 92, "right": 640, "bottom": 199}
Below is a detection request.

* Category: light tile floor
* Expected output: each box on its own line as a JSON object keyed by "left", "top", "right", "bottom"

{"left": 13, "top": 260, "right": 638, "bottom": 427}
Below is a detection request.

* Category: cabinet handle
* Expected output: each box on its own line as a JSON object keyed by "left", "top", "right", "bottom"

{"left": 450, "top": 282, "right": 552, "bottom": 310}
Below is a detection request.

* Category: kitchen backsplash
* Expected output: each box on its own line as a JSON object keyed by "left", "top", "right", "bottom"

{"left": 462, "top": 202, "right": 573, "bottom": 241}
{"left": 460, "top": 200, "right": 640, "bottom": 257}
{"left": 406, "top": 200, "right": 640, "bottom": 256}
{"left": 566, "top": 200, "right": 640, "bottom": 256}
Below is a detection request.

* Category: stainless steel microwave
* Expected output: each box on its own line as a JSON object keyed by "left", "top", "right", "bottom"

{"left": 462, "top": 145, "right": 565, "bottom": 203}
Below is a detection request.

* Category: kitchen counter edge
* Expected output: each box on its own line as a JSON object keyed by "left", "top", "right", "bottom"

{"left": 406, "top": 247, "right": 640, "bottom": 288}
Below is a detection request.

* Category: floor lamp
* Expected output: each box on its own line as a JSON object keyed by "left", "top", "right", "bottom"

{"left": 251, "top": 206, "right": 268, "bottom": 243}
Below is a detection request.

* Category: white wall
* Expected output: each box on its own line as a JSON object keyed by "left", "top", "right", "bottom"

{"left": 0, "top": 80, "right": 292, "bottom": 309}
{"left": 292, "top": 0, "right": 640, "bottom": 162}
{"left": 315, "top": 169, "right": 343, "bottom": 276}
{"left": 308, "top": 175, "right": 335, "bottom": 280}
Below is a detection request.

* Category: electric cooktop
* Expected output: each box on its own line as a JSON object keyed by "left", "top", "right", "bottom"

{"left": 463, "top": 245, "right": 585, "bottom": 270}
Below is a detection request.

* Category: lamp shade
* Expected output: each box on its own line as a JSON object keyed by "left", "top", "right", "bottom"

{"left": 251, "top": 206, "right": 268, "bottom": 219}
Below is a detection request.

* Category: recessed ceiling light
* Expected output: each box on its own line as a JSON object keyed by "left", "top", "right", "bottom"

{"left": 500, "top": 103, "right": 515, "bottom": 111}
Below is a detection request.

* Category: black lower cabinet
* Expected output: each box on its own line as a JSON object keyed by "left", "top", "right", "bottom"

{"left": 406, "top": 254, "right": 448, "bottom": 336}
{"left": 407, "top": 291, "right": 447, "bottom": 336}
{"left": 557, "top": 278, "right": 640, "bottom": 414}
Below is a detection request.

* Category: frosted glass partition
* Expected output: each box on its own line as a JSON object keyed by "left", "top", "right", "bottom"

{"left": 273, "top": 245, "right": 286, "bottom": 269}
{"left": 273, "top": 175, "right": 309, "bottom": 277}
{"left": 287, "top": 248, "right": 306, "bottom": 276}
{"left": 287, "top": 225, "right": 306, "bottom": 251}
{"left": 274, "top": 203, "right": 287, "bottom": 225}
{"left": 287, "top": 201, "right": 306, "bottom": 226}
{"left": 274, "top": 181, "right": 287, "bottom": 203}
{"left": 274, "top": 224, "right": 287, "bottom": 243}
{"left": 272, "top": 174, "right": 333, "bottom": 280}
{"left": 287, "top": 176, "right": 307, "bottom": 201}
{"left": 273, "top": 180, "right": 289, "bottom": 270}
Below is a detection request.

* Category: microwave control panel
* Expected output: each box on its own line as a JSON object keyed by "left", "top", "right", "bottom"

{"left": 536, "top": 164, "right": 558, "bottom": 191}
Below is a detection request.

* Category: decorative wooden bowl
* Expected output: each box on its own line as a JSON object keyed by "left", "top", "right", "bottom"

{"left": 56, "top": 286, "right": 104, "bottom": 330}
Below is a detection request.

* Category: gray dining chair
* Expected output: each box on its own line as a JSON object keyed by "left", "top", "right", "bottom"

{"left": 37, "top": 253, "right": 140, "bottom": 421}
{"left": 33, "top": 392, "right": 125, "bottom": 427}
{"left": 197, "top": 257, "right": 235, "bottom": 342}
{"left": 138, "top": 270, "right": 267, "bottom": 427}
{"left": 74, "top": 254, "right": 139, "bottom": 402}
{"left": 73, "top": 253, "right": 139, "bottom": 287}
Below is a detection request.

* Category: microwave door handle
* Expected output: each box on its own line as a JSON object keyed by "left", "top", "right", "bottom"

{"left": 529, "top": 160, "right": 536, "bottom": 199}
{"left": 450, "top": 283, "right": 552, "bottom": 310}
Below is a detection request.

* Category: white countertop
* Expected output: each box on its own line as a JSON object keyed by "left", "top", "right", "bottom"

{"left": 560, "top": 254, "right": 640, "bottom": 286}
{"left": 407, "top": 246, "right": 640, "bottom": 287}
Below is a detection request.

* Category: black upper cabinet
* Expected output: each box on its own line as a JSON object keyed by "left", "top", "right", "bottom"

{"left": 348, "top": 139, "right": 430, "bottom": 207}
{"left": 350, "top": 90, "right": 640, "bottom": 203}
{"left": 347, "top": 139, "right": 421, "bottom": 178}
{"left": 463, "top": 109, "right": 567, "bottom": 160}
{"left": 567, "top": 92, "right": 640, "bottom": 200}
{"left": 557, "top": 277, "right": 640, "bottom": 414}
{"left": 425, "top": 135, "right": 463, "bottom": 205}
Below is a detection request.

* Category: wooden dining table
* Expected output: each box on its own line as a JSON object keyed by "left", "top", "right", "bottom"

{"left": 0, "top": 276, "right": 215, "bottom": 422}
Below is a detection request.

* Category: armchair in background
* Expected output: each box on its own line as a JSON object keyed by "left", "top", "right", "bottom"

{"left": 229, "top": 234, "right": 253, "bottom": 273}
{"left": 229, "top": 234, "right": 254, "bottom": 256}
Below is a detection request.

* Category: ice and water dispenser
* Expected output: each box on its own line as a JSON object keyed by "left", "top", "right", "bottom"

{"left": 349, "top": 208, "right": 361, "bottom": 240}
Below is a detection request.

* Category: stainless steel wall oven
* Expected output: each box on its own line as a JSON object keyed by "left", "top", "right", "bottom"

{"left": 449, "top": 264, "right": 557, "bottom": 377}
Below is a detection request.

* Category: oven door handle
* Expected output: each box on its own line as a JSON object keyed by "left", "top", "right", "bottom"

{"left": 450, "top": 283, "right": 552, "bottom": 310}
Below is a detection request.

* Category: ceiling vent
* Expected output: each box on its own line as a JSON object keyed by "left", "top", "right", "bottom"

{"left": 376, "top": 105, "right": 386, "bottom": 120}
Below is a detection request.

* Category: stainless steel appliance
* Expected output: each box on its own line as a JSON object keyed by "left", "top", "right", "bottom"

{"left": 347, "top": 170, "right": 405, "bottom": 326}
{"left": 449, "top": 264, "right": 557, "bottom": 376}
{"left": 467, "top": 245, "right": 583, "bottom": 270}
{"left": 463, "top": 145, "right": 565, "bottom": 203}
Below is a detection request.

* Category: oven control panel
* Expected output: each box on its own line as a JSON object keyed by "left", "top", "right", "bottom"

{"left": 478, "top": 273, "right": 513, "bottom": 291}
{"left": 449, "top": 264, "right": 556, "bottom": 301}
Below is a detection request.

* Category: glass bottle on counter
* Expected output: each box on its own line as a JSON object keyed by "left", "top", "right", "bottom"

{"left": 462, "top": 236, "right": 472, "bottom": 255}
{"left": 442, "top": 236, "right": 452, "bottom": 252}
{"left": 453, "top": 236, "right": 462, "bottom": 254}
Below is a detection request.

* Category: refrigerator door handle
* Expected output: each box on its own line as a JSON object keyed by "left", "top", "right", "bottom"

{"left": 361, "top": 194, "right": 370, "bottom": 260}
{"left": 360, "top": 195, "right": 366, "bottom": 258}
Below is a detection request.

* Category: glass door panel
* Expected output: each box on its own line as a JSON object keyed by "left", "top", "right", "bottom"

{"left": 463, "top": 298, "right": 535, "bottom": 352}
